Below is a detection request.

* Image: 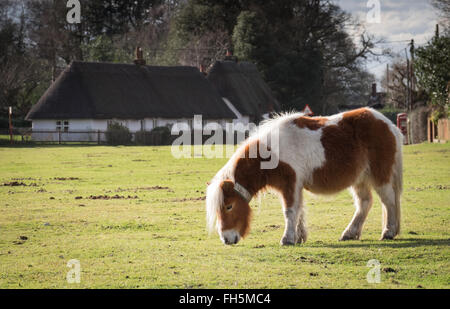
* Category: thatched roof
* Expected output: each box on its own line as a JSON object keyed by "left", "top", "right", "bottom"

{"left": 26, "top": 61, "right": 236, "bottom": 120}
{"left": 207, "top": 61, "right": 280, "bottom": 120}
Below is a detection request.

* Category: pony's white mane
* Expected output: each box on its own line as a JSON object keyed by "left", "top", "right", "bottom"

{"left": 206, "top": 111, "right": 304, "bottom": 233}
{"left": 257, "top": 111, "right": 304, "bottom": 138}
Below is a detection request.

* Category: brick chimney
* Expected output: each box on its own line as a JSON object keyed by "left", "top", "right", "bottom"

{"left": 372, "top": 83, "right": 377, "bottom": 96}
{"left": 224, "top": 49, "right": 238, "bottom": 62}
{"left": 134, "top": 47, "right": 146, "bottom": 66}
{"left": 199, "top": 64, "right": 206, "bottom": 75}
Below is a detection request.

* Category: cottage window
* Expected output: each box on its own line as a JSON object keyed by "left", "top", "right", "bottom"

{"left": 56, "top": 120, "right": 69, "bottom": 132}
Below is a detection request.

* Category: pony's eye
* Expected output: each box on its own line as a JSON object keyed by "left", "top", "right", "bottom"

{"left": 226, "top": 205, "right": 233, "bottom": 211}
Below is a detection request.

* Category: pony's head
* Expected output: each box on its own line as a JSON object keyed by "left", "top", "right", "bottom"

{"left": 206, "top": 179, "right": 252, "bottom": 245}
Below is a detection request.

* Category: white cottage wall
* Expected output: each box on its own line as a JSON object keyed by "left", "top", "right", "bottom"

{"left": 31, "top": 117, "right": 235, "bottom": 142}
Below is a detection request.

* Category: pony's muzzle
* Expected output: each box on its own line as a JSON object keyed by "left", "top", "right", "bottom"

{"left": 220, "top": 229, "right": 241, "bottom": 245}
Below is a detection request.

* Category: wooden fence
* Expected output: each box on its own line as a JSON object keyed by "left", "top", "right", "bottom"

{"left": 428, "top": 118, "right": 450, "bottom": 143}
{"left": 0, "top": 128, "right": 247, "bottom": 145}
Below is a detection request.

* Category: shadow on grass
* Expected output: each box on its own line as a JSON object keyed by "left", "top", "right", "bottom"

{"left": 313, "top": 238, "right": 450, "bottom": 249}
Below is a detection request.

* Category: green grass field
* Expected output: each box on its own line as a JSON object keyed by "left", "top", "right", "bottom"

{"left": 0, "top": 143, "right": 449, "bottom": 289}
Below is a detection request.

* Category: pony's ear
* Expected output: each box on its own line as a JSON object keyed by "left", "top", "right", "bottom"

{"left": 220, "top": 179, "right": 235, "bottom": 195}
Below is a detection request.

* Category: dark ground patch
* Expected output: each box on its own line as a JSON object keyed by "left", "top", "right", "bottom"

{"left": 383, "top": 267, "right": 398, "bottom": 273}
{"left": 109, "top": 186, "right": 174, "bottom": 193}
{"left": 3, "top": 181, "right": 37, "bottom": 187}
{"left": 412, "top": 184, "right": 449, "bottom": 191}
{"left": 86, "top": 195, "right": 139, "bottom": 200}
{"left": 171, "top": 196, "right": 205, "bottom": 202}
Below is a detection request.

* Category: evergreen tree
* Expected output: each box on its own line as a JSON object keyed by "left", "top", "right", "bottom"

{"left": 415, "top": 35, "right": 450, "bottom": 118}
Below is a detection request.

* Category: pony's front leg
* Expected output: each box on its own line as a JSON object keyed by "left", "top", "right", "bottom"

{"left": 280, "top": 187, "right": 302, "bottom": 246}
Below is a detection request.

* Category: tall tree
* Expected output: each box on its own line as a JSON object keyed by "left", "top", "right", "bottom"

{"left": 82, "top": 0, "right": 178, "bottom": 64}
{"left": 0, "top": 0, "right": 43, "bottom": 116}
{"left": 27, "top": 0, "right": 83, "bottom": 79}
{"left": 414, "top": 35, "right": 450, "bottom": 117}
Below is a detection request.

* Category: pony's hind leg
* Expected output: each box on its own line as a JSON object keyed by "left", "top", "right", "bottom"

{"left": 295, "top": 189, "right": 308, "bottom": 244}
{"left": 375, "top": 183, "right": 401, "bottom": 240}
{"left": 340, "top": 180, "right": 373, "bottom": 241}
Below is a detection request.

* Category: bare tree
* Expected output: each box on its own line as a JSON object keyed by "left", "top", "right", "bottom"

{"left": 178, "top": 30, "right": 231, "bottom": 68}
{"left": 431, "top": 0, "right": 450, "bottom": 35}
{"left": 112, "top": 2, "right": 178, "bottom": 64}
{"left": 381, "top": 58, "right": 425, "bottom": 110}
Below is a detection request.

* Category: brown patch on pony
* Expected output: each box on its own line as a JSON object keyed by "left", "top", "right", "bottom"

{"left": 294, "top": 116, "right": 328, "bottom": 131}
{"left": 234, "top": 140, "right": 297, "bottom": 207}
{"left": 305, "top": 108, "right": 396, "bottom": 194}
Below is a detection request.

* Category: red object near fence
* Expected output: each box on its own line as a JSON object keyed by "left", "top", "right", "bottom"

{"left": 397, "top": 113, "right": 408, "bottom": 144}
{"left": 302, "top": 104, "right": 314, "bottom": 116}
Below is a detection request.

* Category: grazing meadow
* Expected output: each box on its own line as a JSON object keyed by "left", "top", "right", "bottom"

{"left": 0, "top": 142, "right": 449, "bottom": 288}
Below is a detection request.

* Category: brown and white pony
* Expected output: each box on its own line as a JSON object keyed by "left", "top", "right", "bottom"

{"left": 206, "top": 108, "right": 403, "bottom": 245}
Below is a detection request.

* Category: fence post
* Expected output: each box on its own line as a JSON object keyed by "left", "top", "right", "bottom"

{"left": 58, "top": 130, "right": 61, "bottom": 144}
{"left": 9, "top": 106, "right": 13, "bottom": 144}
{"left": 97, "top": 130, "right": 100, "bottom": 145}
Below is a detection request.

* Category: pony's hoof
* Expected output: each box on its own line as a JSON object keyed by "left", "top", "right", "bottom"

{"left": 339, "top": 234, "right": 359, "bottom": 241}
{"left": 280, "top": 236, "right": 295, "bottom": 246}
{"left": 296, "top": 235, "right": 307, "bottom": 244}
{"left": 380, "top": 231, "right": 396, "bottom": 240}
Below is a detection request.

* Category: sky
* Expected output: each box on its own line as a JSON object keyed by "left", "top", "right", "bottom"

{"left": 333, "top": 0, "right": 441, "bottom": 87}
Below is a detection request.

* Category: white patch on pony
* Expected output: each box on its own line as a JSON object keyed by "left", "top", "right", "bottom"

{"left": 271, "top": 112, "right": 327, "bottom": 188}
{"left": 324, "top": 113, "right": 343, "bottom": 126}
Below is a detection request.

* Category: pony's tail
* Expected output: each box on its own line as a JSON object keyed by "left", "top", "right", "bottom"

{"left": 380, "top": 127, "right": 403, "bottom": 239}
{"left": 390, "top": 129, "right": 403, "bottom": 236}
